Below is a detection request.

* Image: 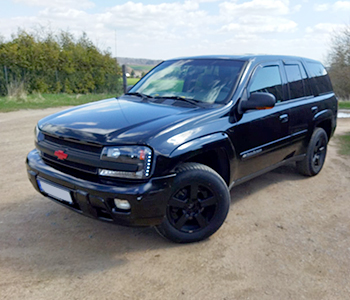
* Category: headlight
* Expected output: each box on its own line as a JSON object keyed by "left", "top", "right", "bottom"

{"left": 99, "top": 146, "right": 152, "bottom": 179}
{"left": 34, "top": 125, "right": 39, "bottom": 142}
{"left": 34, "top": 125, "right": 44, "bottom": 143}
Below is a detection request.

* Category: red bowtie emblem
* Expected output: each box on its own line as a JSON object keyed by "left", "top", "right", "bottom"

{"left": 54, "top": 150, "right": 68, "bottom": 160}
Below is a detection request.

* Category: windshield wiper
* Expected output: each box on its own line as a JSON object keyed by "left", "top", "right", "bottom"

{"left": 154, "top": 96, "right": 202, "bottom": 106}
{"left": 125, "top": 92, "right": 153, "bottom": 100}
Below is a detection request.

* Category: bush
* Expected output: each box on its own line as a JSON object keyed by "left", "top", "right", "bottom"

{"left": 0, "top": 29, "right": 122, "bottom": 96}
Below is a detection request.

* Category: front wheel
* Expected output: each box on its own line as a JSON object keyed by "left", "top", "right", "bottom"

{"left": 297, "top": 127, "right": 328, "bottom": 176}
{"left": 156, "top": 163, "right": 230, "bottom": 243}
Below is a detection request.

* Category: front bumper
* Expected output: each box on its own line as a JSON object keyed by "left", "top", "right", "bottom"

{"left": 26, "top": 149, "right": 175, "bottom": 226}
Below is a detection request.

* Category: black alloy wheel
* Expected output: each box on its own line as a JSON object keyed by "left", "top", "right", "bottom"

{"left": 297, "top": 127, "right": 328, "bottom": 176}
{"left": 312, "top": 134, "right": 327, "bottom": 173}
{"left": 156, "top": 163, "right": 230, "bottom": 243}
{"left": 167, "top": 182, "right": 218, "bottom": 233}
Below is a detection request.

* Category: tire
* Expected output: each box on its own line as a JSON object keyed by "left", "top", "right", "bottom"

{"left": 155, "top": 163, "right": 230, "bottom": 243}
{"left": 297, "top": 127, "right": 328, "bottom": 176}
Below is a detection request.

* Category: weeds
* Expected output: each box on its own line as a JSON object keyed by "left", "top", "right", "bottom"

{"left": 6, "top": 81, "right": 27, "bottom": 102}
{"left": 336, "top": 132, "right": 350, "bottom": 156}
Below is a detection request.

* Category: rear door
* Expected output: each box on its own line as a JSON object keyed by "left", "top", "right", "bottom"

{"left": 282, "top": 60, "right": 315, "bottom": 150}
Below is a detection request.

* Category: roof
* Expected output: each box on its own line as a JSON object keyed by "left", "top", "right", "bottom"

{"left": 168, "top": 54, "right": 320, "bottom": 63}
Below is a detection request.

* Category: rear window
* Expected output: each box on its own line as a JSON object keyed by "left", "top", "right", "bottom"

{"left": 306, "top": 62, "right": 333, "bottom": 95}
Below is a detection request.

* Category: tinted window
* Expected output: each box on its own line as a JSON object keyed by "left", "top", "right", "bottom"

{"left": 299, "top": 64, "right": 312, "bottom": 96}
{"left": 285, "top": 64, "right": 304, "bottom": 99}
{"left": 249, "top": 66, "right": 283, "bottom": 102}
{"left": 306, "top": 62, "right": 333, "bottom": 95}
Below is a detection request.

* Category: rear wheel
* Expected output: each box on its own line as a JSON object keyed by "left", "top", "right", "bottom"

{"left": 297, "top": 127, "right": 328, "bottom": 176}
{"left": 156, "top": 163, "right": 230, "bottom": 243}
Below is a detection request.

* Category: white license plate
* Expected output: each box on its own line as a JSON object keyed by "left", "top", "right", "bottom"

{"left": 37, "top": 179, "right": 73, "bottom": 204}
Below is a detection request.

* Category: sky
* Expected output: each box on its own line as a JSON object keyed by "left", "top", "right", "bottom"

{"left": 0, "top": 0, "right": 349, "bottom": 63}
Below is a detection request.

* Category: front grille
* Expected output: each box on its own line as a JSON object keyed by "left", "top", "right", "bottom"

{"left": 44, "top": 134, "right": 102, "bottom": 154}
{"left": 42, "top": 153, "right": 97, "bottom": 174}
{"left": 39, "top": 133, "right": 142, "bottom": 184}
{"left": 38, "top": 133, "right": 102, "bottom": 179}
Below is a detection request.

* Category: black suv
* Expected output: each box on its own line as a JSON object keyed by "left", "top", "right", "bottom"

{"left": 26, "top": 55, "right": 337, "bottom": 243}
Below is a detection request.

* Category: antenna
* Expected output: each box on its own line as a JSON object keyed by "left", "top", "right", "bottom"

{"left": 115, "top": 29, "right": 117, "bottom": 59}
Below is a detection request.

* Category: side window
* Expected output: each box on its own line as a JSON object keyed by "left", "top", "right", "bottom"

{"left": 306, "top": 62, "right": 333, "bottom": 95}
{"left": 299, "top": 64, "right": 313, "bottom": 96}
{"left": 285, "top": 64, "right": 304, "bottom": 99}
{"left": 249, "top": 65, "right": 283, "bottom": 102}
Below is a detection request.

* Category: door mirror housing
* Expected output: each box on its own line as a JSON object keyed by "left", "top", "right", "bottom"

{"left": 240, "top": 92, "right": 276, "bottom": 112}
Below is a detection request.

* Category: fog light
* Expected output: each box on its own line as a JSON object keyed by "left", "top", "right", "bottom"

{"left": 114, "top": 198, "right": 131, "bottom": 210}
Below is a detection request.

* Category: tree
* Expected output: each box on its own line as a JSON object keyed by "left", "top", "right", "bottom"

{"left": 327, "top": 26, "right": 350, "bottom": 99}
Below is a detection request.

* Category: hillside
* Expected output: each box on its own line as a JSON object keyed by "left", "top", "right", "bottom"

{"left": 116, "top": 57, "right": 162, "bottom": 78}
{"left": 116, "top": 57, "right": 162, "bottom": 66}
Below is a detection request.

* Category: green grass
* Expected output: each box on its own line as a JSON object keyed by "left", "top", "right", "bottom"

{"left": 336, "top": 132, "right": 350, "bottom": 156}
{"left": 338, "top": 101, "right": 350, "bottom": 109}
{"left": 0, "top": 93, "right": 118, "bottom": 112}
{"left": 127, "top": 78, "right": 140, "bottom": 86}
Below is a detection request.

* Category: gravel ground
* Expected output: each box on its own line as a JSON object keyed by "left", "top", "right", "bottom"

{"left": 0, "top": 108, "right": 349, "bottom": 300}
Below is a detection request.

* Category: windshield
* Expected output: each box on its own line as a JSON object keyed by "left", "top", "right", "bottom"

{"left": 129, "top": 59, "right": 245, "bottom": 104}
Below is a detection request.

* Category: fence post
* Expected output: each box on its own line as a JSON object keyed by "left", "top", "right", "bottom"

{"left": 122, "top": 64, "right": 127, "bottom": 94}
{"left": 4, "top": 65, "right": 8, "bottom": 86}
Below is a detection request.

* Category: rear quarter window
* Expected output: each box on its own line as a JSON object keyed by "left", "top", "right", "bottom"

{"left": 306, "top": 62, "right": 333, "bottom": 95}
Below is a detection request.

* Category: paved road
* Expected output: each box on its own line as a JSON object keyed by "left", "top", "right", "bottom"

{"left": 1, "top": 108, "right": 350, "bottom": 300}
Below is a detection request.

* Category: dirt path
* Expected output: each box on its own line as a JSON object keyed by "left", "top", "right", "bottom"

{"left": 1, "top": 108, "right": 349, "bottom": 300}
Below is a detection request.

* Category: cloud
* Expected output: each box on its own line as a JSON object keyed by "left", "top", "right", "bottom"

{"left": 219, "top": 0, "right": 291, "bottom": 17}
{"left": 333, "top": 1, "right": 350, "bottom": 10}
{"left": 314, "top": 3, "right": 329, "bottom": 11}
{"left": 220, "top": 16, "right": 297, "bottom": 34}
{"left": 218, "top": 0, "right": 296, "bottom": 34}
{"left": 314, "top": 1, "right": 350, "bottom": 12}
{"left": 305, "top": 23, "right": 346, "bottom": 35}
{"left": 13, "top": 0, "right": 95, "bottom": 9}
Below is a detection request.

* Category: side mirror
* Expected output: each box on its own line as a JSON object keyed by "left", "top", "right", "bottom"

{"left": 240, "top": 92, "right": 276, "bottom": 112}
{"left": 126, "top": 85, "right": 134, "bottom": 93}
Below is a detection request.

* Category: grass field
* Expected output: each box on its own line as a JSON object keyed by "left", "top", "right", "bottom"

{"left": 127, "top": 78, "right": 140, "bottom": 86}
{"left": 339, "top": 101, "right": 350, "bottom": 109}
{"left": 0, "top": 93, "right": 118, "bottom": 112}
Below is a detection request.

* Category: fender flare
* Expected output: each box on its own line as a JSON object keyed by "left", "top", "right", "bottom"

{"left": 313, "top": 108, "right": 336, "bottom": 138}
{"left": 168, "top": 132, "right": 237, "bottom": 185}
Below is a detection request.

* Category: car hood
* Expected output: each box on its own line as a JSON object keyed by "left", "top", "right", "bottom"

{"left": 38, "top": 97, "right": 203, "bottom": 145}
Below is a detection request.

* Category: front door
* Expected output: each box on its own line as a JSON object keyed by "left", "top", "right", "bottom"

{"left": 229, "top": 62, "right": 292, "bottom": 180}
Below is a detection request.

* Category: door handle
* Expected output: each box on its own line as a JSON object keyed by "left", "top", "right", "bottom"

{"left": 311, "top": 106, "right": 318, "bottom": 114}
{"left": 279, "top": 114, "right": 289, "bottom": 123}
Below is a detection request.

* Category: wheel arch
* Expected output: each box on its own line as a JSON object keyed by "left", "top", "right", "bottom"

{"left": 313, "top": 109, "right": 336, "bottom": 141}
{"left": 169, "top": 132, "right": 236, "bottom": 186}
